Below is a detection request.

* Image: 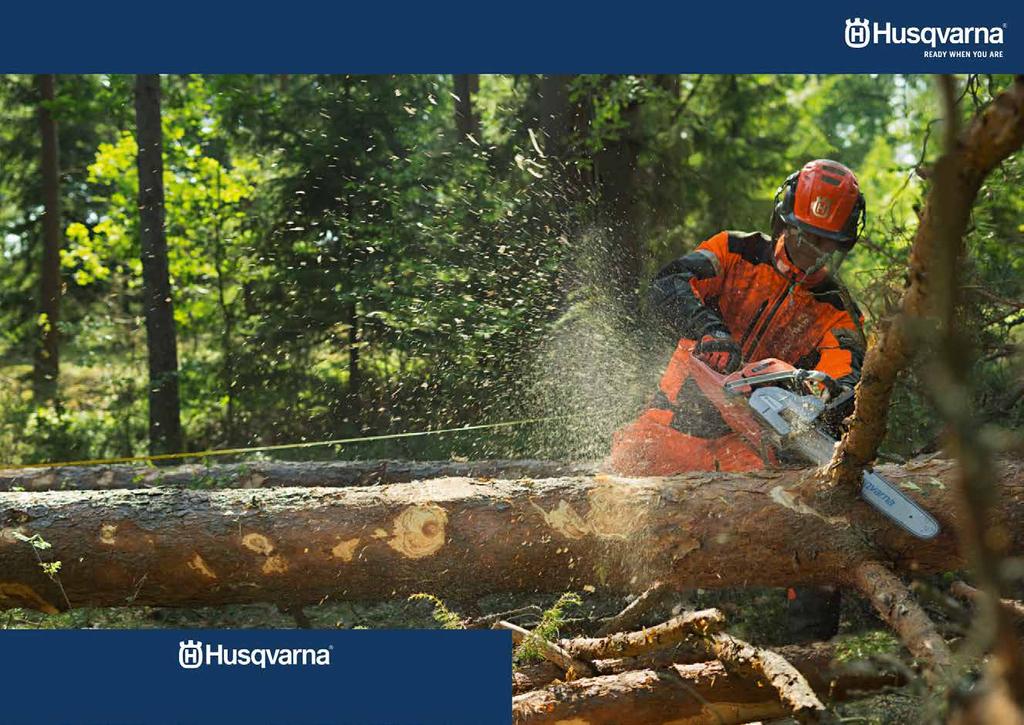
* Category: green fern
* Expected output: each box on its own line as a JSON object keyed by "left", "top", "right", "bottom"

{"left": 408, "top": 593, "right": 464, "bottom": 629}
{"left": 514, "top": 592, "right": 582, "bottom": 665}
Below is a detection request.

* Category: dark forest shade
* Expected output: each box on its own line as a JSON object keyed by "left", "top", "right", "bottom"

{"left": 453, "top": 74, "right": 479, "bottom": 141}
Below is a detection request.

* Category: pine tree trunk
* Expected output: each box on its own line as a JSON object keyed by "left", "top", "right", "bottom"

{"left": 453, "top": 74, "right": 480, "bottom": 140}
{"left": 33, "top": 74, "right": 62, "bottom": 403}
{"left": 134, "top": 74, "right": 184, "bottom": 457}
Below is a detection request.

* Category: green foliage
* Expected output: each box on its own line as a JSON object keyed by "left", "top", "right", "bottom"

{"left": 834, "top": 629, "right": 901, "bottom": 663}
{"left": 0, "top": 74, "right": 1020, "bottom": 465}
{"left": 12, "top": 531, "right": 68, "bottom": 607}
{"left": 39, "top": 560, "right": 62, "bottom": 577}
{"left": 513, "top": 592, "right": 582, "bottom": 665}
{"left": 407, "top": 593, "right": 464, "bottom": 630}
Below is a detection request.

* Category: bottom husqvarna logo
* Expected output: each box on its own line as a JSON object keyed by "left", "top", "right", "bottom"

{"left": 178, "top": 639, "right": 332, "bottom": 669}
{"left": 179, "top": 640, "right": 204, "bottom": 668}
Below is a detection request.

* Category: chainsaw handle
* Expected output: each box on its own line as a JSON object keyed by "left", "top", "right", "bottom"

{"left": 723, "top": 368, "right": 840, "bottom": 397}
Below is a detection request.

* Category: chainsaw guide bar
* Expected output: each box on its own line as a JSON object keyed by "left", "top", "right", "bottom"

{"left": 748, "top": 386, "right": 940, "bottom": 539}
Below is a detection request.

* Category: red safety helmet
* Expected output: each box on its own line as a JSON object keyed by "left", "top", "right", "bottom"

{"left": 771, "top": 160, "right": 865, "bottom": 249}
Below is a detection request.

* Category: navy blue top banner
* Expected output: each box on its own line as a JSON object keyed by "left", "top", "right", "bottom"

{"left": 0, "top": 629, "right": 512, "bottom": 725}
{"left": 0, "top": 1, "right": 1019, "bottom": 72}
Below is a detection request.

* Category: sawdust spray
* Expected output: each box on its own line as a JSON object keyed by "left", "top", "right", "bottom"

{"left": 523, "top": 225, "right": 676, "bottom": 465}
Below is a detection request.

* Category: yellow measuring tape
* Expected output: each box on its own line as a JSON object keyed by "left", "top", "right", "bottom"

{"left": 2, "top": 416, "right": 570, "bottom": 471}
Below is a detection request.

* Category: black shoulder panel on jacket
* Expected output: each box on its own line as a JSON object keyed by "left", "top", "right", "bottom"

{"left": 654, "top": 250, "right": 719, "bottom": 282}
{"left": 808, "top": 276, "right": 862, "bottom": 316}
{"left": 726, "top": 231, "right": 773, "bottom": 266}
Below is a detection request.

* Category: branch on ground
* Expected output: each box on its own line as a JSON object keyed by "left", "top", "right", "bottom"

{"left": 849, "top": 560, "right": 952, "bottom": 683}
{"left": 561, "top": 607, "right": 724, "bottom": 660}
{"left": 495, "top": 620, "right": 596, "bottom": 679}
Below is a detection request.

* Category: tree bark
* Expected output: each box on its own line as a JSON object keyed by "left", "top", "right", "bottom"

{"left": 0, "top": 459, "right": 1021, "bottom": 612}
{"left": 929, "top": 75, "right": 1024, "bottom": 704}
{"left": 134, "top": 74, "right": 184, "bottom": 457}
{"left": 453, "top": 74, "right": 480, "bottom": 141}
{"left": 560, "top": 608, "right": 724, "bottom": 660}
{"left": 595, "top": 580, "right": 669, "bottom": 636}
{"left": 558, "top": 625, "right": 828, "bottom": 722}
{"left": 537, "top": 75, "right": 577, "bottom": 161}
{"left": 512, "top": 645, "right": 908, "bottom": 725}
{"left": 851, "top": 560, "right": 952, "bottom": 681}
{"left": 513, "top": 661, "right": 794, "bottom": 725}
{"left": 702, "top": 631, "right": 825, "bottom": 721}
{"left": 830, "top": 75, "right": 1024, "bottom": 490}
{"left": 0, "top": 459, "right": 597, "bottom": 492}
{"left": 33, "top": 73, "right": 62, "bottom": 403}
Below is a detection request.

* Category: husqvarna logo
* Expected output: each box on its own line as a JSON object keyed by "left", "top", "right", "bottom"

{"left": 178, "top": 639, "right": 332, "bottom": 669}
{"left": 844, "top": 18, "right": 1006, "bottom": 52}
{"left": 179, "top": 640, "right": 203, "bottom": 668}
{"left": 811, "top": 196, "right": 832, "bottom": 218}
{"left": 845, "top": 18, "right": 871, "bottom": 48}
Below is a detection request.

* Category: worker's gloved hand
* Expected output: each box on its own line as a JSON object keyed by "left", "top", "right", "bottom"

{"left": 804, "top": 376, "right": 852, "bottom": 404}
{"left": 694, "top": 330, "right": 742, "bottom": 374}
{"left": 803, "top": 379, "right": 831, "bottom": 400}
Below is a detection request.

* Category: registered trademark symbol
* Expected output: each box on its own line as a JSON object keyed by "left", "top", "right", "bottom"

{"left": 329, "top": 645, "right": 334, "bottom": 650}
{"left": 1004, "top": 23, "right": 1008, "bottom": 28}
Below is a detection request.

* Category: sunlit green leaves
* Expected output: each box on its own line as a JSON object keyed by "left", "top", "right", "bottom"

{"left": 0, "top": 74, "right": 1020, "bottom": 465}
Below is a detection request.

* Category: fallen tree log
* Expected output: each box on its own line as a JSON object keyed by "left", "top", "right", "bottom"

{"left": 510, "top": 608, "right": 820, "bottom": 721}
{"left": 595, "top": 580, "right": 669, "bottom": 636}
{"left": 0, "top": 458, "right": 1021, "bottom": 612}
{"left": 0, "top": 459, "right": 596, "bottom": 492}
{"left": 852, "top": 560, "right": 953, "bottom": 681}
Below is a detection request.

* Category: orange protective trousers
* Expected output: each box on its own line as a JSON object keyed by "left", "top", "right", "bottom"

{"left": 607, "top": 340, "right": 764, "bottom": 475}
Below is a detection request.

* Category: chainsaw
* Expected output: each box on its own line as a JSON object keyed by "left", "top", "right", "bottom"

{"left": 688, "top": 349, "right": 939, "bottom": 539}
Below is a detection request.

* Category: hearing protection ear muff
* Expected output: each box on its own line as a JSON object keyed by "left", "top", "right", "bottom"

{"left": 842, "top": 196, "right": 867, "bottom": 250}
{"left": 770, "top": 171, "right": 801, "bottom": 239}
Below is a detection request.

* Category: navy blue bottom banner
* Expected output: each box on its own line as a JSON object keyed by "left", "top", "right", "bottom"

{"left": 0, "top": 629, "right": 512, "bottom": 724}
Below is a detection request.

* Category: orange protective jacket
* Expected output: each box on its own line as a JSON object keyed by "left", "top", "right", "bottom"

{"left": 608, "top": 230, "right": 865, "bottom": 475}
{"left": 651, "top": 230, "right": 864, "bottom": 386}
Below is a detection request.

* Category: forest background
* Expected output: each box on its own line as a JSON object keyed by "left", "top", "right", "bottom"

{"left": 1, "top": 74, "right": 1021, "bottom": 468}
